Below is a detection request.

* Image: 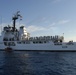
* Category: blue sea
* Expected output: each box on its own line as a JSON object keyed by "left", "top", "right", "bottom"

{"left": 0, "top": 51, "right": 76, "bottom": 75}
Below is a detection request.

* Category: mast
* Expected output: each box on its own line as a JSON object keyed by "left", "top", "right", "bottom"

{"left": 12, "top": 11, "right": 22, "bottom": 32}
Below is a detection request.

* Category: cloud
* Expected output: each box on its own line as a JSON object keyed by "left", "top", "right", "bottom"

{"left": 58, "top": 20, "right": 70, "bottom": 24}
{"left": 26, "top": 25, "right": 45, "bottom": 32}
{"left": 50, "top": 22, "right": 56, "bottom": 26}
{"left": 26, "top": 24, "right": 60, "bottom": 37}
{"left": 49, "top": 20, "right": 70, "bottom": 27}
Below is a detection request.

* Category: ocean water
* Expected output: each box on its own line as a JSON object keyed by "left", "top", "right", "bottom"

{"left": 0, "top": 51, "right": 76, "bottom": 75}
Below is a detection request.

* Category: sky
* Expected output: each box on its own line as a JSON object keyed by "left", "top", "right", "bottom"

{"left": 0, "top": 0, "right": 76, "bottom": 41}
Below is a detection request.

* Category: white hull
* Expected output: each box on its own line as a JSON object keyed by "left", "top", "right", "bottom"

{"left": 1, "top": 42, "right": 76, "bottom": 51}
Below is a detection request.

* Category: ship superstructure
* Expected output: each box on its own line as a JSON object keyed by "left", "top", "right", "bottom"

{"left": 0, "top": 11, "right": 76, "bottom": 51}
